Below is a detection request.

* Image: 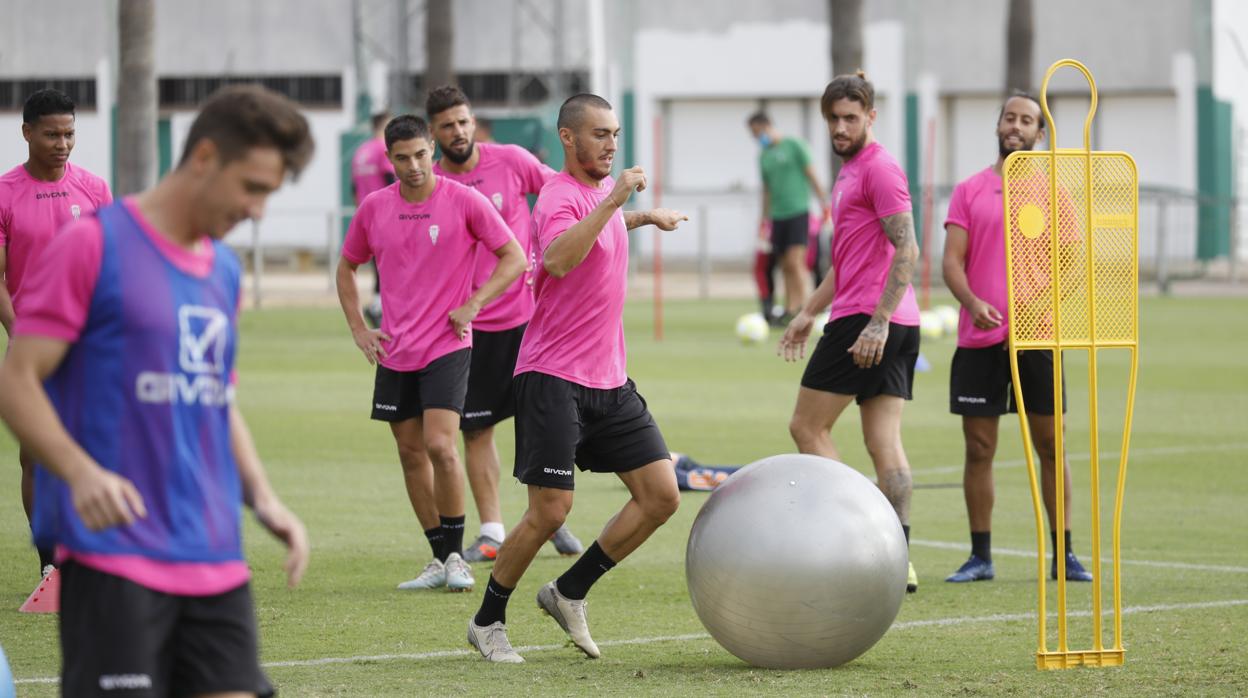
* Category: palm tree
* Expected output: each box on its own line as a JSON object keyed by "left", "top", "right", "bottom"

{"left": 1006, "top": 0, "right": 1034, "bottom": 93}
{"left": 829, "top": 0, "right": 863, "bottom": 181}
{"left": 426, "top": 0, "right": 455, "bottom": 95}
{"left": 117, "top": 0, "right": 156, "bottom": 195}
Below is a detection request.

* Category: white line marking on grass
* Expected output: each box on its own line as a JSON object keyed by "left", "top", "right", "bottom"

{"left": 913, "top": 441, "right": 1248, "bottom": 477}
{"left": 263, "top": 633, "right": 713, "bottom": 669}
{"left": 892, "top": 598, "right": 1248, "bottom": 629}
{"left": 14, "top": 600, "right": 1248, "bottom": 684}
{"left": 912, "top": 538, "right": 1248, "bottom": 574}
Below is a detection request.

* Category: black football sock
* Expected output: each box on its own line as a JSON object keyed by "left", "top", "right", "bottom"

{"left": 970, "top": 531, "right": 991, "bottom": 563}
{"left": 37, "top": 544, "right": 54, "bottom": 573}
{"left": 1049, "top": 529, "right": 1074, "bottom": 555}
{"left": 424, "top": 526, "right": 445, "bottom": 562}
{"left": 440, "top": 515, "right": 466, "bottom": 560}
{"left": 555, "top": 541, "right": 616, "bottom": 600}
{"left": 474, "top": 575, "right": 514, "bottom": 626}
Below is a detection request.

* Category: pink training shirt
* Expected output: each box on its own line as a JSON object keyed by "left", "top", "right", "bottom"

{"left": 343, "top": 178, "right": 515, "bottom": 371}
{"left": 435, "top": 142, "right": 555, "bottom": 331}
{"left": 351, "top": 137, "right": 395, "bottom": 206}
{"left": 514, "top": 172, "right": 629, "bottom": 389}
{"left": 945, "top": 167, "right": 1010, "bottom": 348}
{"left": 0, "top": 161, "right": 111, "bottom": 315}
{"left": 17, "top": 198, "right": 250, "bottom": 596}
{"left": 828, "top": 142, "right": 920, "bottom": 326}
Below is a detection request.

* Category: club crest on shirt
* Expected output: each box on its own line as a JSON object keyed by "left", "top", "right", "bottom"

{"left": 429, "top": 225, "right": 440, "bottom": 245}
{"left": 70, "top": 204, "right": 81, "bottom": 220}
{"left": 491, "top": 192, "right": 503, "bottom": 210}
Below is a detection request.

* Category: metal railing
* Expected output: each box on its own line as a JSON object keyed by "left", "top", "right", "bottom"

{"left": 225, "top": 207, "right": 343, "bottom": 308}
{"left": 227, "top": 187, "right": 1244, "bottom": 305}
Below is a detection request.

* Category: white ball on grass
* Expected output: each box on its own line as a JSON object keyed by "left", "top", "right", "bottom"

{"left": 735, "top": 312, "right": 770, "bottom": 345}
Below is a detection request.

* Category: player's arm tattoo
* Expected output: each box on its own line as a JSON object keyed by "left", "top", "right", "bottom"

{"left": 623, "top": 210, "right": 648, "bottom": 229}
{"left": 870, "top": 211, "right": 919, "bottom": 325}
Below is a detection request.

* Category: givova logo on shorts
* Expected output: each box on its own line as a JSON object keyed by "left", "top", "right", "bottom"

{"left": 99, "top": 673, "right": 153, "bottom": 690}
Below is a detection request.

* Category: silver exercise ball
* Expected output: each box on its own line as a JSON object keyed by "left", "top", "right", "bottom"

{"left": 685, "top": 454, "right": 908, "bottom": 669}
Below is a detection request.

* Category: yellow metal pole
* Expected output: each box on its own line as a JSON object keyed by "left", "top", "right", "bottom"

{"left": 1114, "top": 346, "right": 1139, "bottom": 651}
{"left": 1007, "top": 58, "right": 1136, "bottom": 669}
{"left": 1038, "top": 62, "right": 1068, "bottom": 655}
{"left": 1002, "top": 152, "right": 1049, "bottom": 659}
{"left": 1011, "top": 340, "right": 1048, "bottom": 657}
{"left": 1113, "top": 177, "right": 1141, "bottom": 653}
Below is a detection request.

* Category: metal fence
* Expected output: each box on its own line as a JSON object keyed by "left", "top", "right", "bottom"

{"left": 915, "top": 185, "right": 1244, "bottom": 295}
{"left": 225, "top": 207, "right": 343, "bottom": 307}
{"left": 228, "top": 187, "right": 1244, "bottom": 306}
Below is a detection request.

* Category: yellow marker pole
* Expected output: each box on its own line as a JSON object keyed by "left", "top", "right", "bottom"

{"left": 1003, "top": 58, "right": 1138, "bottom": 669}
{"left": 1112, "top": 182, "right": 1142, "bottom": 657}
{"left": 1037, "top": 64, "right": 1067, "bottom": 655}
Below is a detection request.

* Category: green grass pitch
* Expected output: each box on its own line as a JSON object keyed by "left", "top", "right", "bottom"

{"left": 1, "top": 295, "right": 1245, "bottom": 695}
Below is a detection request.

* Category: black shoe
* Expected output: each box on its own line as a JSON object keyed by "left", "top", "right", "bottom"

{"left": 1051, "top": 551, "right": 1094, "bottom": 581}
{"left": 945, "top": 555, "right": 995, "bottom": 583}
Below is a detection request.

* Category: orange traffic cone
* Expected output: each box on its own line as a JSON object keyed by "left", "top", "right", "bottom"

{"left": 19, "top": 568, "right": 59, "bottom": 613}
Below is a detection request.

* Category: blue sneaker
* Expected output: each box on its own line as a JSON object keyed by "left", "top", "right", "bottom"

{"left": 945, "top": 555, "right": 995, "bottom": 583}
{"left": 1051, "top": 551, "right": 1094, "bottom": 582}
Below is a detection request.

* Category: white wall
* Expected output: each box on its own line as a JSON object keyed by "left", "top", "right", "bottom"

{"left": 664, "top": 99, "right": 758, "bottom": 193}
{"left": 1213, "top": 0, "right": 1248, "bottom": 261}
{"left": 632, "top": 16, "right": 908, "bottom": 263}
{"left": 215, "top": 109, "right": 356, "bottom": 249}
{"left": 3, "top": 0, "right": 1223, "bottom": 262}
{"left": 1096, "top": 96, "right": 1182, "bottom": 189}
{"left": 943, "top": 92, "right": 1186, "bottom": 189}
{"left": 945, "top": 97, "right": 1001, "bottom": 184}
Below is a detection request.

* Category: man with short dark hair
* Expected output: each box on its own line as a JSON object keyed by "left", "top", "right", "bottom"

{"left": 337, "top": 114, "right": 525, "bottom": 595}
{"left": 747, "top": 111, "right": 828, "bottom": 324}
{"left": 779, "top": 72, "right": 922, "bottom": 594}
{"left": 0, "top": 84, "right": 312, "bottom": 696}
{"left": 467, "top": 93, "right": 687, "bottom": 663}
{"left": 0, "top": 87, "right": 111, "bottom": 578}
{"left": 425, "top": 85, "right": 583, "bottom": 564}
{"left": 941, "top": 93, "right": 1093, "bottom": 584}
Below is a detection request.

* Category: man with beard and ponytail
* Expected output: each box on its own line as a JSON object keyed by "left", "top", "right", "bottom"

{"left": 777, "top": 72, "right": 921, "bottom": 595}
{"left": 941, "top": 92, "right": 1092, "bottom": 585}
{"left": 466, "top": 93, "right": 686, "bottom": 664}
{"left": 426, "top": 85, "right": 584, "bottom": 565}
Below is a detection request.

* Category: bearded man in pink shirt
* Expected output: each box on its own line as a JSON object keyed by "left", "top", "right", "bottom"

{"left": 0, "top": 88, "right": 111, "bottom": 577}
{"left": 941, "top": 93, "right": 1092, "bottom": 585}
{"left": 336, "top": 115, "right": 526, "bottom": 595}
{"left": 778, "top": 72, "right": 921, "bottom": 594}
{"left": 466, "top": 94, "right": 687, "bottom": 664}
{"left": 426, "top": 85, "right": 584, "bottom": 564}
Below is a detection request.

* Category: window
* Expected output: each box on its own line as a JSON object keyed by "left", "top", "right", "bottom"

{"left": 0, "top": 79, "right": 97, "bottom": 111}
{"left": 159, "top": 75, "right": 342, "bottom": 109}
